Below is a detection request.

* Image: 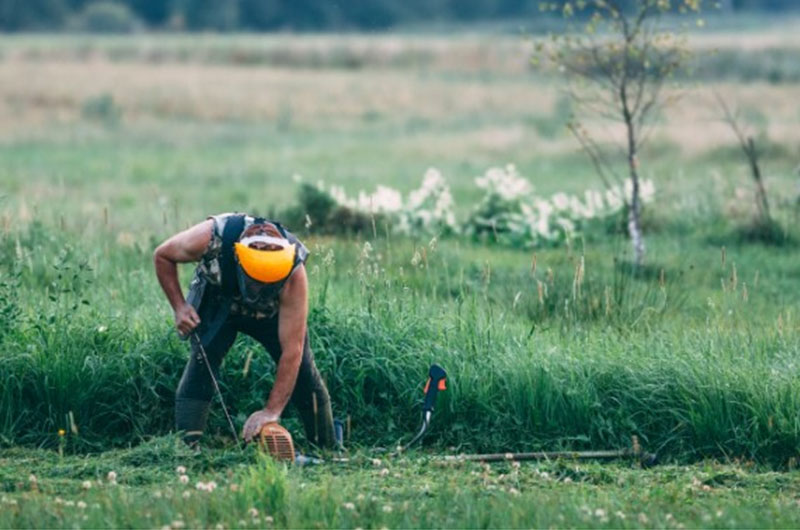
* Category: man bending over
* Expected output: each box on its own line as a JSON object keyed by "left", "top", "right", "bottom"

{"left": 154, "top": 213, "right": 335, "bottom": 447}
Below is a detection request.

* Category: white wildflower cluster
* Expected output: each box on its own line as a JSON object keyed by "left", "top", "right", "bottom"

{"left": 329, "top": 184, "right": 403, "bottom": 215}
{"left": 311, "top": 168, "right": 459, "bottom": 236}
{"left": 299, "top": 164, "right": 654, "bottom": 248}
{"left": 398, "top": 168, "right": 458, "bottom": 235}
{"left": 465, "top": 164, "right": 655, "bottom": 247}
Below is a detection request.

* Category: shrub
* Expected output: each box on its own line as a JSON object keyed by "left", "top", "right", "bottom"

{"left": 81, "top": 93, "right": 122, "bottom": 126}
{"left": 71, "top": 2, "right": 142, "bottom": 33}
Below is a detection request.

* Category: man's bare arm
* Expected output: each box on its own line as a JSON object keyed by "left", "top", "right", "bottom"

{"left": 241, "top": 265, "right": 308, "bottom": 442}
{"left": 268, "top": 265, "right": 308, "bottom": 416}
{"left": 153, "top": 219, "right": 213, "bottom": 335}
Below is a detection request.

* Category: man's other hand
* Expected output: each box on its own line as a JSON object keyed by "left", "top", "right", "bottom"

{"left": 242, "top": 409, "right": 280, "bottom": 443}
{"left": 175, "top": 302, "right": 201, "bottom": 337}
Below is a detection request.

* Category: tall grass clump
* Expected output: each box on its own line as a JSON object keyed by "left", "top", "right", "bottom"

{"left": 2, "top": 218, "right": 800, "bottom": 465}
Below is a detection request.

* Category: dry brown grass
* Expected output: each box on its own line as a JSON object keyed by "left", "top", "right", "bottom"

{"left": 0, "top": 32, "right": 798, "bottom": 155}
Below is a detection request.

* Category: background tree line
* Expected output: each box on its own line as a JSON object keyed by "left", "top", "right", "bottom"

{"left": 0, "top": 0, "right": 796, "bottom": 32}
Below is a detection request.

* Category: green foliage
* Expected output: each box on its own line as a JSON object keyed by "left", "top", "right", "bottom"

{"left": 71, "top": 1, "right": 142, "bottom": 33}
{"left": 183, "top": 0, "right": 239, "bottom": 31}
{"left": 2, "top": 0, "right": 799, "bottom": 31}
{"left": 81, "top": 93, "right": 122, "bottom": 126}
{"left": 281, "top": 183, "right": 377, "bottom": 236}
{"left": 239, "top": 452, "right": 287, "bottom": 519}
{"left": 0, "top": 267, "right": 20, "bottom": 345}
{"left": 0, "top": 0, "right": 68, "bottom": 31}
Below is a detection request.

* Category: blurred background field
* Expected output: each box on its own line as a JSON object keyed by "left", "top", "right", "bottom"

{"left": 2, "top": 23, "right": 800, "bottom": 229}
{"left": 2, "top": 4, "right": 800, "bottom": 527}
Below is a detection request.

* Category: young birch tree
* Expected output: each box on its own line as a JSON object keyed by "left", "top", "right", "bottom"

{"left": 537, "top": 0, "right": 704, "bottom": 266}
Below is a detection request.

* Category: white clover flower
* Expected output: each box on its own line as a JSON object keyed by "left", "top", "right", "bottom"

{"left": 107, "top": 471, "right": 117, "bottom": 483}
{"left": 248, "top": 508, "right": 259, "bottom": 518}
{"left": 28, "top": 474, "right": 37, "bottom": 484}
{"left": 175, "top": 466, "right": 186, "bottom": 475}
{"left": 343, "top": 502, "right": 356, "bottom": 510}
{"left": 382, "top": 504, "right": 393, "bottom": 513}
{"left": 379, "top": 468, "right": 390, "bottom": 477}
{"left": 81, "top": 480, "right": 92, "bottom": 490}
{"left": 77, "top": 501, "right": 87, "bottom": 510}
{"left": 179, "top": 475, "right": 189, "bottom": 485}
{"left": 182, "top": 491, "right": 191, "bottom": 499}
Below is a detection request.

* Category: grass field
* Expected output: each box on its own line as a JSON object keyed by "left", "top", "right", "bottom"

{"left": 2, "top": 17, "right": 800, "bottom": 528}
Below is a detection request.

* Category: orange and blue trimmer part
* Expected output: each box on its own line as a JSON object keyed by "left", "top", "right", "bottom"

{"left": 402, "top": 364, "right": 448, "bottom": 450}
{"left": 422, "top": 364, "right": 448, "bottom": 412}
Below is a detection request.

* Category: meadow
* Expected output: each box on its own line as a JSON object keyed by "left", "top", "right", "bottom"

{"left": 2, "top": 19, "right": 800, "bottom": 528}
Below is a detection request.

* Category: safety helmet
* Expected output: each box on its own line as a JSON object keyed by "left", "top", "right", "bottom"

{"left": 234, "top": 234, "right": 296, "bottom": 284}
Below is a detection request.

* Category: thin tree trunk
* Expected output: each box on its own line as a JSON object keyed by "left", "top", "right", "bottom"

{"left": 747, "top": 137, "right": 771, "bottom": 225}
{"left": 627, "top": 156, "right": 645, "bottom": 268}
{"left": 621, "top": 92, "right": 645, "bottom": 267}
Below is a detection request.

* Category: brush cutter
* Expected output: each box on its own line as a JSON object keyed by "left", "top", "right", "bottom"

{"left": 442, "top": 435, "right": 658, "bottom": 468}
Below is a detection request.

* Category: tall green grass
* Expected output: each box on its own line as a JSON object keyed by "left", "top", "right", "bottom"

{"left": 2, "top": 219, "right": 799, "bottom": 464}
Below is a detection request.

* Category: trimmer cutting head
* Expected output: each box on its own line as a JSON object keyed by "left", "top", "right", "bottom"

{"left": 259, "top": 422, "right": 295, "bottom": 462}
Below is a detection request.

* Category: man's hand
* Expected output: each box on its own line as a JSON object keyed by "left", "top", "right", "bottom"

{"left": 153, "top": 219, "right": 213, "bottom": 327}
{"left": 175, "top": 302, "right": 201, "bottom": 337}
{"left": 242, "top": 409, "right": 280, "bottom": 443}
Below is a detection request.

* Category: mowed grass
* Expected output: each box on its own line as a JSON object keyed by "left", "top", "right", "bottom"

{"left": 1, "top": 26, "right": 800, "bottom": 528}
{"left": 4, "top": 438, "right": 800, "bottom": 529}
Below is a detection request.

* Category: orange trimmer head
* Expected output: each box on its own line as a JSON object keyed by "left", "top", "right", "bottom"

{"left": 259, "top": 422, "right": 295, "bottom": 462}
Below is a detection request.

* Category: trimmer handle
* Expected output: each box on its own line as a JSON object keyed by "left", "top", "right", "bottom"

{"left": 422, "top": 364, "right": 447, "bottom": 412}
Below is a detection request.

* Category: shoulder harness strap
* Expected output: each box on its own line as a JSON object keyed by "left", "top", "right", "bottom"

{"left": 220, "top": 214, "right": 246, "bottom": 297}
